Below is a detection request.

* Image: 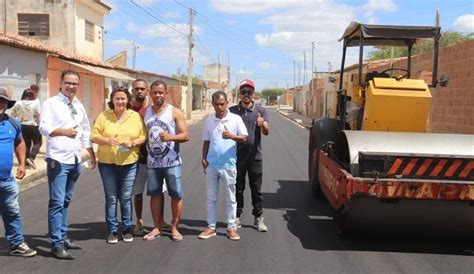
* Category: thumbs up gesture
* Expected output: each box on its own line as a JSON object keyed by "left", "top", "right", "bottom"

{"left": 159, "top": 130, "right": 172, "bottom": 142}
{"left": 256, "top": 112, "right": 265, "bottom": 127}
{"left": 222, "top": 125, "right": 232, "bottom": 139}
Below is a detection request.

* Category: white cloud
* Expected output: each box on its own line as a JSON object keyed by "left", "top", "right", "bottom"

{"left": 257, "top": 62, "right": 279, "bottom": 70}
{"left": 106, "top": 38, "right": 135, "bottom": 49}
{"left": 126, "top": 22, "right": 201, "bottom": 38}
{"left": 211, "top": 0, "right": 316, "bottom": 14}
{"left": 235, "top": 69, "right": 253, "bottom": 78}
{"left": 454, "top": 14, "right": 474, "bottom": 32}
{"left": 362, "top": 0, "right": 398, "bottom": 24}
{"left": 135, "top": 0, "right": 156, "bottom": 6}
{"left": 252, "top": 1, "right": 357, "bottom": 71}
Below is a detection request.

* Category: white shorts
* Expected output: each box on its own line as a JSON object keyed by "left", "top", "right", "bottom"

{"left": 133, "top": 164, "right": 167, "bottom": 195}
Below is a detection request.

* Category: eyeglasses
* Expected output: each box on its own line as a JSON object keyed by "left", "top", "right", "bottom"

{"left": 63, "top": 81, "right": 79, "bottom": 87}
{"left": 240, "top": 89, "right": 254, "bottom": 95}
{"left": 113, "top": 86, "right": 129, "bottom": 92}
{"left": 67, "top": 103, "right": 77, "bottom": 116}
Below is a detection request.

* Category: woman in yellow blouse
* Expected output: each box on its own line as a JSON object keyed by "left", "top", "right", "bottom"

{"left": 92, "top": 86, "right": 146, "bottom": 244}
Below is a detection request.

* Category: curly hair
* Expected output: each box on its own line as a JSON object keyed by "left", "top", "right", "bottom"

{"left": 108, "top": 86, "right": 132, "bottom": 109}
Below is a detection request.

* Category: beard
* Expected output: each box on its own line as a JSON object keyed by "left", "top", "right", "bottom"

{"left": 135, "top": 94, "right": 146, "bottom": 103}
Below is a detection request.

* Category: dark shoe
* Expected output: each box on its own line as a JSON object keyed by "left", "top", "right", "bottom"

{"left": 107, "top": 232, "right": 118, "bottom": 244}
{"left": 122, "top": 232, "right": 133, "bottom": 243}
{"left": 64, "top": 238, "right": 82, "bottom": 250}
{"left": 51, "top": 246, "right": 74, "bottom": 260}
{"left": 26, "top": 158, "right": 36, "bottom": 169}
{"left": 10, "top": 242, "right": 37, "bottom": 257}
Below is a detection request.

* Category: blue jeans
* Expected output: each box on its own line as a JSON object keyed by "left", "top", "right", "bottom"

{"left": 98, "top": 162, "right": 137, "bottom": 233}
{"left": 147, "top": 165, "right": 183, "bottom": 198}
{"left": 0, "top": 175, "right": 25, "bottom": 248}
{"left": 47, "top": 158, "right": 83, "bottom": 248}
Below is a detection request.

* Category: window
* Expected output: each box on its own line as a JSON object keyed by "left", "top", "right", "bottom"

{"left": 85, "top": 21, "right": 95, "bottom": 42}
{"left": 18, "top": 14, "right": 50, "bottom": 37}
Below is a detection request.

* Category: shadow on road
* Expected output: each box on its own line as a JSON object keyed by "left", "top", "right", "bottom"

{"left": 264, "top": 180, "right": 472, "bottom": 256}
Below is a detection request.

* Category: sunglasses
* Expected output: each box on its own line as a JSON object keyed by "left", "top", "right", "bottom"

{"left": 67, "top": 103, "right": 77, "bottom": 116}
{"left": 240, "top": 89, "right": 254, "bottom": 95}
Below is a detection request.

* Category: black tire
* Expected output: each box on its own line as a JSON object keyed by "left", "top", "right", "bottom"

{"left": 334, "top": 209, "right": 348, "bottom": 236}
{"left": 308, "top": 129, "right": 323, "bottom": 198}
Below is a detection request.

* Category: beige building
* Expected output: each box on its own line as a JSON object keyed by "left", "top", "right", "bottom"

{"left": 0, "top": 0, "right": 110, "bottom": 60}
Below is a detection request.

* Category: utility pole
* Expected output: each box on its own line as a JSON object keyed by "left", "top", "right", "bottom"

{"left": 303, "top": 50, "right": 306, "bottom": 86}
{"left": 217, "top": 52, "right": 220, "bottom": 85}
{"left": 311, "top": 42, "right": 315, "bottom": 101}
{"left": 328, "top": 61, "right": 332, "bottom": 73}
{"left": 293, "top": 60, "right": 296, "bottom": 89}
{"left": 298, "top": 63, "right": 301, "bottom": 87}
{"left": 132, "top": 41, "right": 139, "bottom": 69}
{"left": 186, "top": 8, "right": 195, "bottom": 119}
{"left": 3, "top": 0, "right": 7, "bottom": 36}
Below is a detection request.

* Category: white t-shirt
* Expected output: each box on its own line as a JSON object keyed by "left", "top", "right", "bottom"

{"left": 202, "top": 111, "right": 248, "bottom": 169}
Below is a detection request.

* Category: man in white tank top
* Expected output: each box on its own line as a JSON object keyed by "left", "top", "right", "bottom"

{"left": 143, "top": 80, "right": 189, "bottom": 242}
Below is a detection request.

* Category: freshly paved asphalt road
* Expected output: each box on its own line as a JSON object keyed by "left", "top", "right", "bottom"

{"left": 1, "top": 108, "right": 473, "bottom": 273}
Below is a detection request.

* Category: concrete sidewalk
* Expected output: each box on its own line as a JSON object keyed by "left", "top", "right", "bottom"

{"left": 15, "top": 108, "right": 214, "bottom": 189}
{"left": 276, "top": 105, "right": 313, "bottom": 129}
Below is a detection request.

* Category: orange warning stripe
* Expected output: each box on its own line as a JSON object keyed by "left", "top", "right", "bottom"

{"left": 415, "top": 159, "right": 433, "bottom": 176}
{"left": 387, "top": 158, "right": 404, "bottom": 175}
{"left": 459, "top": 160, "right": 474, "bottom": 178}
{"left": 429, "top": 159, "right": 448, "bottom": 177}
{"left": 402, "top": 158, "right": 418, "bottom": 176}
{"left": 444, "top": 160, "right": 463, "bottom": 177}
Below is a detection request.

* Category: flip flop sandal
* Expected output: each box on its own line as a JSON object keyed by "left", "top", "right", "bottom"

{"left": 171, "top": 233, "right": 183, "bottom": 242}
{"left": 143, "top": 232, "right": 161, "bottom": 241}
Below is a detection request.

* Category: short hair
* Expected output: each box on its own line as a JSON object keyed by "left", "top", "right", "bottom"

{"left": 212, "top": 90, "right": 227, "bottom": 101}
{"left": 30, "top": 84, "right": 39, "bottom": 91}
{"left": 60, "top": 69, "right": 80, "bottom": 81}
{"left": 132, "top": 79, "right": 147, "bottom": 87}
{"left": 21, "top": 88, "right": 35, "bottom": 100}
{"left": 150, "top": 80, "right": 167, "bottom": 90}
{"left": 108, "top": 86, "right": 132, "bottom": 110}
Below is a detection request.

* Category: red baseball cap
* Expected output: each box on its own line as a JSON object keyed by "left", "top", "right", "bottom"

{"left": 238, "top": 79, "right": 255, "bottom": 90}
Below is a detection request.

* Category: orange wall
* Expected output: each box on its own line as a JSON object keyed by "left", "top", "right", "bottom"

{"left": 47, "top": 57, "right": 105, "bottom": 121}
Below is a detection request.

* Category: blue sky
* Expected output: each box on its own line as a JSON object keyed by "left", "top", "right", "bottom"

{"left": 103, "top": 0, "right": 474, "bottom": 91}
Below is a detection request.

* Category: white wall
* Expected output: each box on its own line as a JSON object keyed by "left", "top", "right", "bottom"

{"left": 75, "top": 2, "right": 105, "bottom": 59}
{"left": 0, "top": 45, "right": 47, "bottom": 102}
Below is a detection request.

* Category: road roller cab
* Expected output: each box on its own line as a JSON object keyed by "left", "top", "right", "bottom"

{"left": 308, "top": 21, "right": 474, "bottom": 236}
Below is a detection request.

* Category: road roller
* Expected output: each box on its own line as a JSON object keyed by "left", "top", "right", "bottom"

{"left": 308, "top": 21, "right": 474, "bottom": 235}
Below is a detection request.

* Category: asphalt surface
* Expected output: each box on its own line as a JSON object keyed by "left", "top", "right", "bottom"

{"left": 1, "top": 108, "right": 473, "bottom": 273}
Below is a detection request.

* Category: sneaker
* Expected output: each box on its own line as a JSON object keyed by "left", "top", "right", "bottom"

{"left": 226, "top": 228, "right": 240, "bottom": 241}
{"left": 254, "top": 216, "right": 268, "bottom": 232}
{"left": 123, "top": 232, "right": 133, "bottom": 243}
{"left": 107, "top": 232, "right": 118, "bottom": 244}
{"left": 26, "top": 158, "right": 36, "bottom": 169}
{"left": 10, "top": 242, "right": 37, "bottom": 257}
{"left": 236, "top": 217, "right": 242, "bottom": 228}
{"left": 198, "top": 228, "right": 216, "bottom": 239}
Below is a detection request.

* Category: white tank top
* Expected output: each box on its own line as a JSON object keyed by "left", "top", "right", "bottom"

{"left": 144, "top": 104, "right": 182, "bottom": 168}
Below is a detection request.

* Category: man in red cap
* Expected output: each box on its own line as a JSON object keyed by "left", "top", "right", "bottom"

{"left": 229, "top": 79, "right": 270, "bottom": 232}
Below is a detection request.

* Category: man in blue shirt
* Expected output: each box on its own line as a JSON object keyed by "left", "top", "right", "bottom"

{"left": 200, "top": 91, "right": 248, "bottom": 241}
{"left": 229, "top": 79, "right": 270, "bottom": 232}
{"left": 0, "top": 87, "right": 36, "bottom": 257}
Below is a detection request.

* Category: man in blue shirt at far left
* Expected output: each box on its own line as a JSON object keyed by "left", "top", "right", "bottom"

{"left": 0, "top": 86, "right": 37, "bottom": 257}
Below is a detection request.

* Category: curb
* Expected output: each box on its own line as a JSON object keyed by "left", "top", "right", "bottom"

{"left": 276, "top": 109, "right": 312, "bottom": 129}
{"left": 19, "top": 154, "right": 91, "bottom": 188}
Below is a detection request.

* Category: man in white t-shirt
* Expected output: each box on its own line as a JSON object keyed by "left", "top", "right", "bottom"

{"left": 199, "top": 91, "right": 248, "bottom": 241}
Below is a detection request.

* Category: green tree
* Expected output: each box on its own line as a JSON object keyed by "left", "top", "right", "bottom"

{"left": 171, "top": 73, "right": 202, "bottom": 85}
{"left": 368, "top": 31, "right": 471, "bottom": 61}
{"left": 261, "top": 88, "right": 285, "bottom": 101}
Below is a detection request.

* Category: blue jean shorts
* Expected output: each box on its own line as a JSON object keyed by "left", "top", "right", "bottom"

{"left": 146, "top": 165, "right": 183, "bottom": 198}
